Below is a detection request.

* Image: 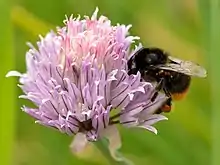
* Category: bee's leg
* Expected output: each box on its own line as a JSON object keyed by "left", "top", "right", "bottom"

{"left": 128, "top": 68, "right": 137, "bottom": 75}
{"left": 163, "top": 85, "right": 171, "bottom": 98}
{"left": 154, "top": 84, "right": 172, "bottom": 113}
{"left": 155, "top": 97, "right": 172, "bottom": 114}
{"left": 151, "top": 78, "right": 165, "bottom": 102}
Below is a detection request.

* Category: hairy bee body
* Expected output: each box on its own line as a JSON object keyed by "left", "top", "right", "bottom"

{"left": 128, "top": 47, "right": 207, "bottom": 113}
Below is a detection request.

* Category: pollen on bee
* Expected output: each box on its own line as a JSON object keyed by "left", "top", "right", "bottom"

{"left": 161, "top": 104, "right": 171, "bottom": 112}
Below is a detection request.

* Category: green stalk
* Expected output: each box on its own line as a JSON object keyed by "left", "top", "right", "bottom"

{"left": 94, "top": 139, "right": 133, "bottom": 165}
{"left": 199, "top": 0, "right": 220, "bottom": 165}
{"left": 209, "top": 1, "right": 220, "bottom": 165}
{"left": 0, "top": 0, "right": 16, "bottom": 165}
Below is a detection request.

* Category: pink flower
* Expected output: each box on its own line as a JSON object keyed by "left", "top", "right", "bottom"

{"left": 7, "top": 8, "right": 168, "bottom": 152}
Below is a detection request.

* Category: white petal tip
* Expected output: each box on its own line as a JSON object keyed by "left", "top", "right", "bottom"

{"left": 6, "top": 71, "right": 22, "bottom": 78}
{"left": 18, "top": 95, "right": 27, "bottom": 99}
{"left": 139, "top": 125, "right": 158, "bottom": 135}
{"left": 95, "top": 7, "right": 99, "bottom": 12}
{"left": 35, "top": 120, "right": 40, "bottom": 124}
{"left": 149, "top": 127, "right": 158, "bottom": 135}
{"left": 21, "top": 107, "right": 25, "bottom": 111}
{"left": 42, "top": 99, "right": 50, "bottom": 104}
{"left": 91, "top": 7, "right": 99, "bottom": 20}
{"left": 157, "top": 115, "right": 169, "bottom": 121}
{"left": 128, "top": 93, "right": 134, "bottom": 101}
{"left": 163, "top": 117, "right": 168, "bottom": 120}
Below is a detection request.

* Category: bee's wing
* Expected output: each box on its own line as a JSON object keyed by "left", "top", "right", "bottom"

{"left": 155, "top": 56, "right": 207, "bottom": 78}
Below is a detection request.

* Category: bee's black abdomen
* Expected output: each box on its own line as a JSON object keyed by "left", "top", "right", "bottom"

{"left": 165, "top": 72, "right": 191, "bottom": 94}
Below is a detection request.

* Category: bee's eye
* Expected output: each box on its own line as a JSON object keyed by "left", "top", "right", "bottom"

{"left": 145, "top": 53, "right": 158, "bottom": 64}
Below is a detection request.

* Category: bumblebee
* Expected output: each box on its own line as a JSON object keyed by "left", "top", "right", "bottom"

{"left": 127, "top": 47, "right": 207, "bottom": 113}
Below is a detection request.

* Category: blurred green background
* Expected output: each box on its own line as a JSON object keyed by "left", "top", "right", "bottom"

{"left": 1, "top": 0, "right": 217, "bottom": 165}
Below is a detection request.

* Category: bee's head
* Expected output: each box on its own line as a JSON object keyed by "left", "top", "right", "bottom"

{"left": 144, "top": 48, "right": 168, "bottom": 65}
{"left": 133, "top": 47, "right": 168, "bottom": 69}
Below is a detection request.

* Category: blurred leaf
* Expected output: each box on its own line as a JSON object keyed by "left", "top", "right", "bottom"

{"left": 11, "top": 6, "right": 54, "bottom": 37}
{"left": 120, "top": 128, "right": 188, "bottom": 165}
{"left": 172, "top": 101, "right": 211, "bottom": 143}
{"left": 137, "top": 16, "right": 204, "bottom": 63}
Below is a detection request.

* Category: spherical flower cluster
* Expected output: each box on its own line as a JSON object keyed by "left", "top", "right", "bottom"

{"left": 7, "top": 8, "right": 168, "bottom": 149}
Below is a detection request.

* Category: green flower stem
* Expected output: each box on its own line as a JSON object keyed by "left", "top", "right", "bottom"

{"left": 94, "top": 139, "right": 133, "bottom": 165}
{"left": 0, "top": 0, "right": 15, "bottom": 165}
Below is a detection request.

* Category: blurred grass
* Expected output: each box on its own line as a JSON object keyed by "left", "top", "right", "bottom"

{"left": 11, "top": 6, "right": 54, "bottom": 37}
{"left": 199, "top": 0, "right": 220, "bottom": 165}
{"left": 0, "top": 0, "right": 15, "bottom": 165}
{"left": 0, "top": 0, "right": 212, "bottom": 165}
